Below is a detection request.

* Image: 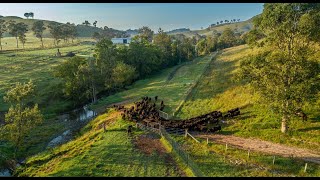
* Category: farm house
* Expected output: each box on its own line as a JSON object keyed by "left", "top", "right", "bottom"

{"left": 111, "top": 37, "right": 132, "bottom": 45}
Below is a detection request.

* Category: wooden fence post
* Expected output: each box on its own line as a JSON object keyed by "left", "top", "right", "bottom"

{"left": 304, "top": 163, "right": 308, "bottom": 173}
{"left": 273, "top": 156, "right": 275, "bottom": 165}
{"left": 225, "top": 143, "right": 228, "bottom": 151}
{"left": 207, "top": 138, "right": 209, "bottom": 145}
{"left": 185, "top": 129, "right": 188, "bottom": 138}
{"left": 247, "top": 150, "right": 250, "bottom": 159}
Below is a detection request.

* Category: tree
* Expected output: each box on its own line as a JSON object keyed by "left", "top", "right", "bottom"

{"left": 138, "top": 26, "right": 154, "bottom": 42}
{"left": 29, "top": 12, "right": 34, "bottom": 19}
{"left": 24, "top": 13, "right": 30, "bottom": 19}
{"left": 220, "top": 20, "right": 223, "bottom": 24}
{"left": 238, "top": 3, "right": 320, "bottom": 133}
{"left": 92, "top": 32, "right": 101, "bottom": 41}
{"left": 3, "top": 80, "right": 43, "bottom": 155}
{"left": 218, "top": 27, "right": 236, "bottom": 48}
{"left": 17, "top": 22, "right": 28, "bottom": 49}
{"left": 32, "top": 21, "right": 46, "bottom": 48}
{"left": 53, "top": 56, "right": 90, "bottom": 104}
{"left": 93, "top": 21, "right": 97, "bottom": 27}
{"left": 48, "top": 22, "right": 62, "bottom": 46}
{"left": 8, "top": 21, "right": 19, "bottom": 48}
{"left": 18, "top": 34, "right": 27, "bottom": 49}
{"left": 8, "top": 21, "right": 28, "bottom": 48}
{"left": 112, "top": 61, "right": 136, "bottom": 88}
{"left": 82, "top": 20, "right": 90, "bottom": 26}
{"left": 242, "top": 29, "right": 265, "bottom": 48}
{"left": 153, "top": 28, "right": 174, "bottom": 67}
{"left": 0, "top": 19, "right": 6, "bottom": 51}
{"left": 217, "top": 22, "right": 219, "bottom": 25}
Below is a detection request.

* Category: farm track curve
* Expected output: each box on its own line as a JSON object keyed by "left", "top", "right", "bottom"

{"left": 196, "top": 134, "right": 320, "bottom": 164}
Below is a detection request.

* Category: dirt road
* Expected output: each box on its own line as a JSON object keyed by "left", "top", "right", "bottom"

{"left": 196, "top": 134, "right": 320, "bottom": 164}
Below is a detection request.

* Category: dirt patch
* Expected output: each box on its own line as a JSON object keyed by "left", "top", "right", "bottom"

{"left": 133, "top": 133, "right": 167, "bottom": 156}
{"left": 197, "top": 134, "right": 320, "bottom": 164}
{"left": 133, "top": 133, "right": 186, "bottom": 177}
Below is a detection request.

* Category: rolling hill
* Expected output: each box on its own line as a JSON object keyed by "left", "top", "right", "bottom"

{"left": 0, "top": 16, "right": 124, "bottom": 38}
{"left": 167, "top": 17, "right": 255, "bottom": 38}
{"left": 0, "top": 15, "right": 255, "bottom": 40}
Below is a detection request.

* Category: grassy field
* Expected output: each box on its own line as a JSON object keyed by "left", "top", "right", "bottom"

{"left": 173, "top": 136, "right": 320, "bottom": 177}
{"left": 0, "top": 38, "right": 95, "bottom": 115}
{"left": 176, "top": 44, "right": 320, "bottom": 152}
{"left": 0, "top": 37, "right": 95, "bottom": 51}
{"left": 92, "top": 54, "right": 215, "bottom": 117}
{"left": 16, "top": 109, "right": 183, "bottom": 177}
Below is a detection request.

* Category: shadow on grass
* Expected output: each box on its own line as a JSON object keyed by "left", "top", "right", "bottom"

{"left": 219, "top": 130, "right": 240, "bottom": 135}
{"left": 297, "top": 126, "right": 320, "bottom": 132}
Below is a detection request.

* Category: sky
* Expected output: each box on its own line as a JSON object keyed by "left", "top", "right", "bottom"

{"left": 0, "top": 3, "right": 264, "bottom": 31}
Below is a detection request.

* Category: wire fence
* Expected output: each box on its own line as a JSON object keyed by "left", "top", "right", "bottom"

{"left": 160, "top": 127, "right": 204, "bottom": 177}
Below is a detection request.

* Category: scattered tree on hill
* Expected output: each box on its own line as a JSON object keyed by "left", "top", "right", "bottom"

{"left": 8, "top": 21, "right": 28, "bottom": 48}
{"left": 238, "top": 3, "right": 320, "bottom": 133}
{"left": 82, "top": 20, "right": 90, "bottom": 26}
{"left": 24, "top": 13, "right": 30, "bottom": 19}
{"left": 8, "top": 21, "right": 19, "bottom": 48}
{"left": 3, "top": 80, "right": 43, "bottom": 156}
{"left": 93, "top": 21, "right": 97, "bottom": 27}
{"left": 48, "top": 22, "right": 61, "bottom": 46}
{"left": 17, "top": 22, "right": 28, "bottom": 49}
{"left": 29, "top": 12, "right": 34, "bottom": 19}
{"left": 32, "top": 20, "right": 46, "bottom": 48}
{"left": 0, "top": 19, "right": 6, "bottom": 51}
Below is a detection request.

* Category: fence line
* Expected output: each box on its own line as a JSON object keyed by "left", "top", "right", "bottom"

{"left": 134, "top": 122, "right": 204, "bottom": 177}
{"left": 160, "top": 127, "right": 204, "bottom": 177}
{"left": 172, "top": 52, "right": 219, "bottom": 118}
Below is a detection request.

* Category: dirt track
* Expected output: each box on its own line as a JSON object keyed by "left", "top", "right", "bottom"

{"left": 196, "top": 134, "right": 320, "bottom": 165}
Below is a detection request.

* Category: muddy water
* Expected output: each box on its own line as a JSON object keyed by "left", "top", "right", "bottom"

{"left": 47, "top": 104, "right": 98, "bottom": 148}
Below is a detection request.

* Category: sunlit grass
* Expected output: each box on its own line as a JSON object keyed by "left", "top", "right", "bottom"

{"left": 176, "top": 44, "right": 320, "bottom": 152}
{"left": 17, "top": 109, "right": 181, "bottom": 177}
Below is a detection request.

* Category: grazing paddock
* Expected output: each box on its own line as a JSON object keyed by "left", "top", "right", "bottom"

{"left": 0, "top": 42, "right": 95, "bottom": 115}
{"left": 16, "top": 110, "right": 184, "bottom": 177}
{"left": 91, "top": 54, "right": 215, "bottom": 117}
{"left": 175, "top": 44, "right": 320, "bottom": 152}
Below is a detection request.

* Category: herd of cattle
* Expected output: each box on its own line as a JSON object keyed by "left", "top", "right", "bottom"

{"left": 113, "top": 96, "right": 241, "bottom": 133}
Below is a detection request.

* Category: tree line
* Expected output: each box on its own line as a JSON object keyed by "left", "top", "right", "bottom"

{"left": 210, "top": 18, "right": 241, "bottom": 27}
{"left": 54, "top": 26, "right": 245, "bottom": 107}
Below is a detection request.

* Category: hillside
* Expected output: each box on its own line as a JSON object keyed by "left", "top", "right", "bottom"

{"left": 168, "top": 17, "right": 254, "bottom": 38}
{"left": 14, "top": 47, "right": 320, "bottom": 177}
{"left": 0, "top": 16, "right": 123, "bottom": 38}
